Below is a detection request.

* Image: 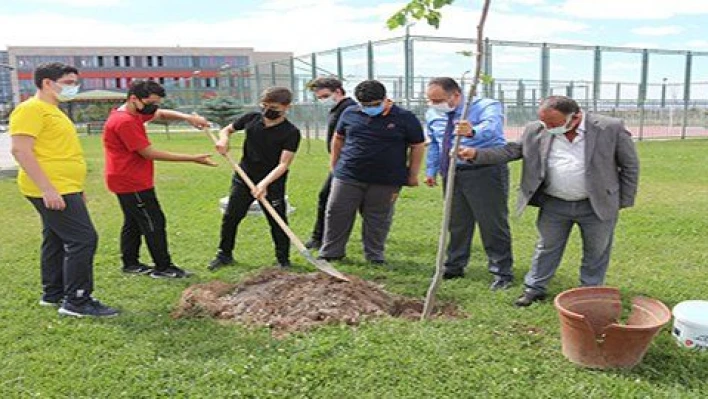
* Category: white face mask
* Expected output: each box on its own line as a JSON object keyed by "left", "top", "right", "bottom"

{"left": 429, "top": 102, "right": 455, "bottom": 113}
{"left": 544, "top": 113, "right": 575, "bottom": 135}
{"left": 54, "top": 82, "right": 80, "bottom": 102}
{"left": 318, "top": 96, "right": 336, "bottom": 107}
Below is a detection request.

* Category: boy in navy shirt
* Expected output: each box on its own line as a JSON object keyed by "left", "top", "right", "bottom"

{"left": 318, "top": 80, "right": 425, "bottom": 264}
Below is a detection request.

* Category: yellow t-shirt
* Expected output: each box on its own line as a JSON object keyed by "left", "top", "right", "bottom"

{"left": 9, "top": 97, "right": 86, "bottom": 197}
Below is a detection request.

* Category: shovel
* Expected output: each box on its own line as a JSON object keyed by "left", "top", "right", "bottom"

{"left": 203, "top": 128, "right": 349, "bottom": 282}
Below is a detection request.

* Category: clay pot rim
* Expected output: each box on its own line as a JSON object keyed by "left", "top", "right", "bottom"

{"left": 554, "top": 287, "right": 672, "bottom": 331}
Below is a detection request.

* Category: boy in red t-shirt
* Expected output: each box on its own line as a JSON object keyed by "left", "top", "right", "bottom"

{"left": 103, "top": 79, "right": 215, "bottom": 278}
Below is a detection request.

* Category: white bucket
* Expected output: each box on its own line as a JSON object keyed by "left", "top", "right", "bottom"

{"left": 672, "top": 300, "right": 708, "bottom": 350}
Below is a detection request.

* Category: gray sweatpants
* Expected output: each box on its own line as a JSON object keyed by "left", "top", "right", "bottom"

{"left": 319, "top": 178, "right": 400, "bottom": 262}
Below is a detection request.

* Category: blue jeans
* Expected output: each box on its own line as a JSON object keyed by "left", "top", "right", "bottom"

{"left": 524, "top": 195, "right": 618, "bottom": 294}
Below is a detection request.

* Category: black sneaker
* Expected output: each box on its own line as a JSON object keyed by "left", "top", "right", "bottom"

{"left": 304, "top": 238, "right": 322, "bottom": 250}
{"left": 368, "top": 259, "right": 387, "bottom": 265}
{"left": 122, "top": 263, "right": 153, "bottom": 275}
{"left": 208, "top": 256, "right": 235, "bottom": 271}
{"left": 58, "top": 299, "right": 119, "bottom": 318}
{"left": 150, "top": 265, "right": 193, "bottom": 279}
{"left": 490, "top": 277, "right": 513, "bottom": 291}
{"left": 443, "top": 269, "right": 465, "bottom": 280}
{"left": 39, "top": 298, "right": 63, "bottom": 307}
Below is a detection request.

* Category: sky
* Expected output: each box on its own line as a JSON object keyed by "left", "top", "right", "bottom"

{"left": 1, "top": 0, "right": 707, "bottom": 98}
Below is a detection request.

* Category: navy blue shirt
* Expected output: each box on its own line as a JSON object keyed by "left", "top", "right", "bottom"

{"left": 334, "top": 104, "right": 424, "bottom": 186}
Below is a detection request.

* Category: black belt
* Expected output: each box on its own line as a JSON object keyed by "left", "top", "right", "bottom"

{"left": 456, "top": 163, "right": 495, "bottom": 171}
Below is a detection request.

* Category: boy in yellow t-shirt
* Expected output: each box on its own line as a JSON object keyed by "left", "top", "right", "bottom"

{"left": 10, "top": 62, "right": 118, "bottom": 318}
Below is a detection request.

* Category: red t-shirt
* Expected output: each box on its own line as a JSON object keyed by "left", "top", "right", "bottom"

{"left": 102, "top": 108, "right": 155, "bottom": 193}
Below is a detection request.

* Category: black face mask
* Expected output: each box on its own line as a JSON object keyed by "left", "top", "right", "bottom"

{"left": 262, "top": 108, "right": 284, "bottom": 120}
{"left": 137, "top": 100, "right": 159, "bottom": 115}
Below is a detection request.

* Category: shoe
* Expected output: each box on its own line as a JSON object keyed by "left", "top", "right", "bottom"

{"left": 368, "top": 259, "right": 387, "bottom": 265}
{"left": 490, "top": 277, "right": 513, "bottom": 291}
{"left": 276, "top": 260, "right": 291, "bottom": 268}
{"left": 58, "top": 299, "right": 119, "bottom": 318}
{"left": 121, "top": 263, "right": 153, "bottom": 275}
{"left": 39, "top": 298, "right": 62, "bottom": 307}
{"left": 514, "top": 290, "right": 547, "bottom": 307}
{"left": 150, "top": 265, "right": 193, "bottom": 279}
{"left": 442, "top": 269, "right": 465, "bottom": 280}
{"left": 208, "top": 256, "right": 235, "bottom": 271}
{"left": 304, "top": 238, "right": 322, "bottom": 250}
{"left": 317, "top": 255, "right": 344, "bottom": 262}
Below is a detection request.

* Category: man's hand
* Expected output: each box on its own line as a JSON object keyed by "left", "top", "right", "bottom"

{"left": 425, "top": 176, "right": 437, "bottom": 187}
{"left": 192, "top": 154, "right": 218, "bottom": 167}
{"left": 458, "top": 147, "right": 477, "bottom": 161}
{"left": 215, "top": 138, "right": 230, "bottom": 155}
{"left": 406, "top": 174, "right": 419, "bottom": 187}
{"left": 188, "top": 113, "right": 210, "bottom": 129}
{"left": 252, "top": 182, "right": 268, "bottom": 200}
{"left": 455, "top": 120, "right": 474, "bottom": 137}
{"left": 43, "top": 188, "right": 66, "bottom": 211}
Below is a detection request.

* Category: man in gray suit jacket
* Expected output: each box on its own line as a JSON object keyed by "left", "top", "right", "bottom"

{"left": 457, "top": 96, "right": 639, "bottom": 307}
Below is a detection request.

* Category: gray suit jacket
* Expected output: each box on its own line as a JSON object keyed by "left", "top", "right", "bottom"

{"left": 473, "top": 113, "right": 639, "bottom": 221}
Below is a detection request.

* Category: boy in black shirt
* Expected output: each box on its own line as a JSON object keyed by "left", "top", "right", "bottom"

{"left": 304, "top": 77, "right": 357, "bottom": 250}
{"left": 208, "top": 87, "right": 301, "bottom": 270}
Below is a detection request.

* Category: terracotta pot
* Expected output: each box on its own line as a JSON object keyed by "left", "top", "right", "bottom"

{"left": 554, "top": 286, "right": 671, "bottom": 369}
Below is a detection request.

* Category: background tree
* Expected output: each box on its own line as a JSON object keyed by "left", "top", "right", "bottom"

{"left": 150, "top": 97, "right": 179, "bottom": 138}
{"left": 200, "top": 96, "right": 244, "bottom": 129}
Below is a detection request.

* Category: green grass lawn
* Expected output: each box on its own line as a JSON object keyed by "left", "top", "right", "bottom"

{"left": 1, "top": 133, "right": 707, "bottom": 397}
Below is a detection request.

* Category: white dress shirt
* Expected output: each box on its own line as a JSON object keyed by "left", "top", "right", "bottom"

{"left": 544, "top": 112, "right": 588, "bottom": 201}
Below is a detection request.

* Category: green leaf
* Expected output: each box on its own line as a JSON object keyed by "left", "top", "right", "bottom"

{"left": 480, "top": 74, "right": 495, "bottom": 85}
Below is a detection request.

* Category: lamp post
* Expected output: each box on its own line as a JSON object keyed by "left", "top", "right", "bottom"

{"left": 460, "top": 70, "right": 471, "bottom": 94}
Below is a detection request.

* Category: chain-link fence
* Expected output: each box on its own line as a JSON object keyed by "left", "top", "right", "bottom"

{"left": 173, "top": 35, "right": 708, "bottom": 141}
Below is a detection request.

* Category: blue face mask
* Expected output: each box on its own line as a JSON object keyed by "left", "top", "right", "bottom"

{"left": 55, "top": 83, "right": 80, "bottom": 102}
{"left": 361, "top": 103, "right": 385, "bottom": 117}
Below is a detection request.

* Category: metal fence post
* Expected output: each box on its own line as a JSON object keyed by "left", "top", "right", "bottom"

{"left": 615, "top": 82, "right": 621, "bottom": 109}
{"left": 638, "top": 49, "right": 649, "bottom": 141}
{"left": 367, "top": 41, "right": 374, "bottom": 80}
{"left": 289, "top": 57, "right": 297, "bottom": 101}
{"left": 404, "top": 30, "right": 411, "bottom": 108}
{"left": 311, "top": 53, "right": 317, "bottom": 80}
{"left": 517, "top": 79, "right": 525, "bottom": 107}
{"left": 254, "top": 64, "right": 262, "bottom": 102}
{"left": 484, "top": 38, "right": 492, "bottom": 97}
{"left": 541, "top": 43, "right": 550, "bottom": 99}
{"left": 593, "top": 46, "right": 602, "bottom": 112}
{"left": 337, "top": 47, "right": 344, "bottom": 80}
{"left": 271, "top": 62, "right": 277, "bottom": 86}
{"left": 682, "top": 51, "right": 692, "bottom": 139}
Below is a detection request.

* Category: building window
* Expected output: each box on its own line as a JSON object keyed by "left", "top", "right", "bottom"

{"left": 124, "top": 56, "right": 131, "bottom": 67}
{"left": 146, "top": 56, "right": 153, "bottom": 67}
{"left": 115, "top": 78, "right": 122, "bottom": 88}
{"left": 113, "top": 56, "right": 120, "bottom": 67}
{"left": 157, "top": 56, "right": 164, "bottom": 67}
{"left": 97, "top": 56, "right": 104, "bottom": 67}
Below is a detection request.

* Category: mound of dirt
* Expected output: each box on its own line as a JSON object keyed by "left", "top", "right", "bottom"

{"left": 172, "top": 269, "right": 465, "bottom": 336}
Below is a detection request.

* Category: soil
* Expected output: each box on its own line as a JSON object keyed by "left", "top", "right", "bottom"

{"left": 172, "top": 269, "right": 466, "bottom": 337}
